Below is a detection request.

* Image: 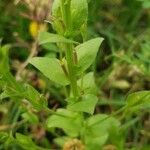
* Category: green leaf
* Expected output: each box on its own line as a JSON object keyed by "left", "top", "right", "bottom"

{"left": 54, "top": 136, "right": 70, "bottom": 147}
{"left": 0, "top": 133, "right": 14, "bottom": 147}
{"left": 84, "top": 114, "right": 120, "bottom": 149}
{"left": 52, "top": 0, "right": 88, "bottom": 35}
{"left": 51, "top": 0, "right": 65, "bottom": 34}
{"left": 29, "top": 57, "right": 70, "bottom": 86}
{"left": 76, "top": 38, "right": 104, "bottom": 74}
{"left": 46, "top": 109, "right": 82, "bottom": 137}
{"left": 0, "top": 72, "right": 24, "bottom": 100}
{"left": 24, "top": 84, "right": 47, "bottom": 111}
{"left": 86, "top": 114, "right": 120, "bottom": 131}
{"left": 15, "top": 133, "right": 38, "bottom": 150}
{"left": 0, "top": 45, "right": 11, "bottom": 73}
{"left": 77, "top": 72, "right": 97, "bottom": 95}
{"left": 71, "top": 0, "right": 88, "bottom": 31}
{"left": 38, "top": 32, "right": 78, "bottom": 45}
{"left": 22, "top": 112, "right": 39, "bottom": 124}
{"left": 142, "top": 1, "right": 150, "bottom": 8}
{"left": 41, "top": 43, "right": 59, "bottom": 52}
{"left": 52, "top": 0, "right": 61, "bottom": 17}
{"left": 0, "top": 132, "right": 9, "bottom": 143}
{"left": 125, "top": 91, "right": 150, "bottom": 114}
{"left": 67, "top": 94, "right": 98, "bottom": 114}
{"left": 15, "top": 134, "right": 49, "bottom": 150}
{"left": 85, "top": 134, "right": 108, "bottom": 150}
{"left": 108, "top": 126, "right": 124, "bottom": 150}
{"left": 0, "top": 72, "right": 47, "bottom": 111}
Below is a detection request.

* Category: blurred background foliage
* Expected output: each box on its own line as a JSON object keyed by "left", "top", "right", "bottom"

{"left": 0, "top": 0, "right": 150, "bottom": 149}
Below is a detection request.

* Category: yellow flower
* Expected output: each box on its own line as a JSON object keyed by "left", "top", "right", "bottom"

{"left": 29, "top": 21, "right": 47, "bottom": 38}
{"left": 29, "top": 21, "right": 39, "bottom": 38}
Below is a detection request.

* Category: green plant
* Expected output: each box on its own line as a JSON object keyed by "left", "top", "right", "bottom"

{"left": 138, "top": 0, "right": 150, "bottom": 8}
{"left": 0, "top": 0, "right": 150, "bottom": 150}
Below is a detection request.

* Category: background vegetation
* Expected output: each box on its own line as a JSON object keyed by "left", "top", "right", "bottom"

{"left": 0, "top": 0, "right": 149, "bottom": 149}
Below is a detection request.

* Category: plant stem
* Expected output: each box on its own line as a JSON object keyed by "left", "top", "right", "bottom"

{"left": 65, "top": 44, "right": 78, "bottom": 97}
{"left": 61, "top": 0, "right": 78, "bottom": 98}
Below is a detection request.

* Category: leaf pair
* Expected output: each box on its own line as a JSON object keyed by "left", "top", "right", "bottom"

{"left": 46, "top": 109, "right": 120, "bottom": 149}
{"left": 30, "top": 32, "right": 103, "bottom": 86}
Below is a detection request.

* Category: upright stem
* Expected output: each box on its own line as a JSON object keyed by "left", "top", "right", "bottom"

{"left": 65, "top": 44, "right": 78, "bottom": 97}
{"left": 61, "top": 0, "right": 78, "bottom": 98}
